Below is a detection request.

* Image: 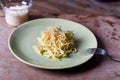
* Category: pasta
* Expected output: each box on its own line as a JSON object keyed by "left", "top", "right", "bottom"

{"left": 33, "top": 26, "right": 77, "bottom": 59}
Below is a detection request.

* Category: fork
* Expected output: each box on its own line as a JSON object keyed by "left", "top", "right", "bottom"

{"left": 84, "top": 48, "right": 120, "bottom": 62}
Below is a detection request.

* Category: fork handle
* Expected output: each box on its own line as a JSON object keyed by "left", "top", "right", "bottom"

{"left": 106, "top": 53, "right": 120, "bottom": 62}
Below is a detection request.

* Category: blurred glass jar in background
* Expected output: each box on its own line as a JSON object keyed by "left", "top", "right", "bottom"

{"left": 0, "top": 0, "right": 32, "bottom": 26}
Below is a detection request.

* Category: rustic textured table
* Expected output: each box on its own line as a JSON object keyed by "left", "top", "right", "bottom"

{"left": 0, "top": 0, "right": 120, "bottom": 80}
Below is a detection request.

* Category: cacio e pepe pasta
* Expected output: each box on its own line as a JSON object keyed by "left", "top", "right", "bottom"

{"left": 33, "top": 26, "right": 77, "bottom": 60}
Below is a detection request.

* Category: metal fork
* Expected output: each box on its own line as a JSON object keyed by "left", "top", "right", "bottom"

{"left": 84, "top": 48, "right": 120, "bottom": 62}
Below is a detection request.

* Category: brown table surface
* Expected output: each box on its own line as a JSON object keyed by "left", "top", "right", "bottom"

{"left": 0, "top": 0, "right": 120, "bottom": 80}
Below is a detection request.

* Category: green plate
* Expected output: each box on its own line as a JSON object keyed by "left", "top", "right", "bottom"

{"left": 8, "top": 18, "right": 97, "bottom": 69}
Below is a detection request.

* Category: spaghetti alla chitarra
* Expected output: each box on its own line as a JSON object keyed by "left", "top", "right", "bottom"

{"left": 33, "top": 26, "right": 77, "bottom": 60}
